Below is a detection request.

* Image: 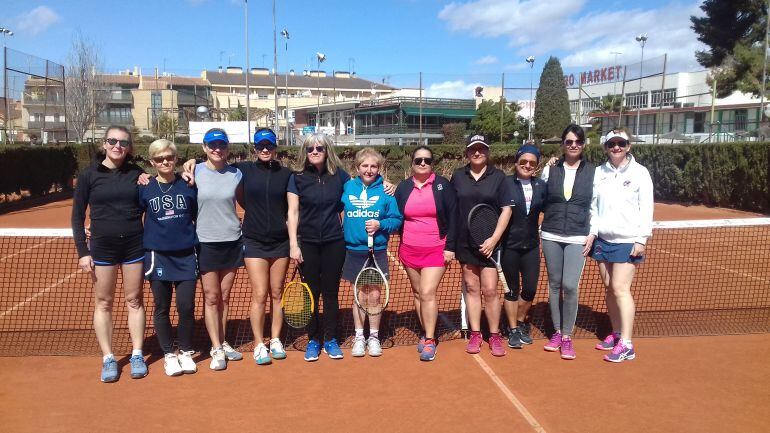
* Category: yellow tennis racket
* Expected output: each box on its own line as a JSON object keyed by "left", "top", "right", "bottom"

{"left": 282, "top": 266, "right": 314, "bottom": 329}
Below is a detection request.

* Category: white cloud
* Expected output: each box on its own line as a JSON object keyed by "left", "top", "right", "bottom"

{"left": 439, "top": 0, "right": 705, "bottom": 73}
{"left": 426, "top": 80, "right": 481, "bottom": 98}
{"left": 17, "top": 6, "right": 61, "bottom": 36}
{"left": 475, "top": 55, "right": 498, "bottom": 65}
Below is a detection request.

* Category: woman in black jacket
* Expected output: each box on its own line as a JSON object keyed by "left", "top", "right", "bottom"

{"left": 501, "top": 145, "right": 547, "bottom": 349}
{"left": 394, "top": 146, "right": 457, "bottom": 361}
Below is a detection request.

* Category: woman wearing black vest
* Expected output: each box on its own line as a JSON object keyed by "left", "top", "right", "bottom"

{"left": 501, "top": 145, "right": 547, "bottom": 349}
{"left": 540, "top": 124, "right": 595, "bottom": 360}
{"left": 287, "top": 133, "right": 349, "bottom": 362}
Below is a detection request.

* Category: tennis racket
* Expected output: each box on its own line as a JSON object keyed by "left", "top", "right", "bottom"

{"left": 467, "top": 203, "right": 510, "bottom": 293}
{"left": 281, "top": 266, "right": 314, "bottom": 328}
{"left": 353, "top": 235, "right": 390, "bottom": 316}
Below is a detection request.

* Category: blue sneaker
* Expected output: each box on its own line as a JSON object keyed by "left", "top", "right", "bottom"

{"left": 304, "top": 339, "right": 320, "bottom": 362}
{"left": 323, "top": 338, "right": 344, "bottom": 359}
{"left": 101, "top": 358, "right": 119, "bottom": 383}
{"left": 129, "top": 354, "right": 148, "bottom": 379}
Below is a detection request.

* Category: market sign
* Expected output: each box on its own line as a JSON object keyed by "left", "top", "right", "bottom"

{"left": 563, "top": 65, "right": 624, "bottom": 87}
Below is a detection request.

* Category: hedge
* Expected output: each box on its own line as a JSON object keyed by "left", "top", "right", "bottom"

{"left": 2, "top": 141, "right": 768, "bottom": 214}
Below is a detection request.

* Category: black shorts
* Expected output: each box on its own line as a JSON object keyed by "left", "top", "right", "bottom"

{"left": 144, "top": 248, "right": 198, "bottom": 281}
{"left": 243, "top": 236, "right": 290, "bottom": 259}
{"left": 455, "top": 242, "right": 496, "bottom": 268}
{"left": 91, "top": 232, "right": 144, "bottom": 266}
{"left": 197, "top": 239, "right": 244, "bottom": 272}
{"left": 342, "top": 249, "right": 390, "bottom": 282}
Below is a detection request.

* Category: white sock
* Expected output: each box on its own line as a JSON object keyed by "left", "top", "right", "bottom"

{"left": 623, "top": 339, "right": 633, "bottom": 348}
{"left": 132, "top": 349, "right": 143, "bottom": 357}
{"left": 355, "top": 328, "right": 364, "bottom": 338}
{"left": 103, "top": 354, "right": 115, "bottom": 362}
{"left": 270, "top": 337, "right": 281, "bottom": 345}
{"left": 369, "top": 329, "right": 379, "bottom": 340}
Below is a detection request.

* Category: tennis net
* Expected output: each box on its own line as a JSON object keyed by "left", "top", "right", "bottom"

{"left": 1, "top": 218, "right": 769, "bottom": 356}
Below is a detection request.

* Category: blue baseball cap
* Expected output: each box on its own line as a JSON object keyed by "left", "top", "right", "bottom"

{"left": 254, "top": 128, "right": 277, "bottom": 149}
{"left": 203, "top": 129, "right": 229, "bottom": 145}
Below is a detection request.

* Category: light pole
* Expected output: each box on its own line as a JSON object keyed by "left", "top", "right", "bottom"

{"left": 1, "top": 27, "right": 13, "bottom": 144}
{"left": 271, "top": 0, "right": 279, "bottom": 132}
{"left": 316, "top": 52, "right": 325, "bottom": 131}
{"left": 760, "top": 0, "right": 769, "bottom": 122}
{"left": 526, "top": 55, "right": 535, "bottom": 141}
{"left": 610, "top": 51, "right": 622, "bottom": 103}
{"left": 244, "top": 0, "right": 251, "bottom": 143}
{"left": 635, "top": 34, "right": 647, "bottom": 137}
{"left": 281, "top": 28, "right": 290, "bottom": 145}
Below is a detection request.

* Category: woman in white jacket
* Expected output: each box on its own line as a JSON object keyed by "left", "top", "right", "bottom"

{"left": 587, "top": 127, "right": 653, "bottom": 363}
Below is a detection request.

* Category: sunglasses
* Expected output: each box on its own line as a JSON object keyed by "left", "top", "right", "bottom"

{"left": 305, "top": 145, "right": 326, "bottom": 154}
{"left": 152, "top": 155, "right": 176, "bottom": 164}
{"left": 605, "top": 140, "right": 629, "bottom": 149}
{"left": 206, "top": 141, "right": 229, "bottom": 150}
{"left": 413, "top": 157, "right": 433, "bottom": 166}
{"left": 518, "top": 160, "right": 538, "bottom": 168}
{"left": 563, "top": 139, "right": 585, "bottom": 146}
{"left": 105, "top": 138, "right": 131, "bottom": 148}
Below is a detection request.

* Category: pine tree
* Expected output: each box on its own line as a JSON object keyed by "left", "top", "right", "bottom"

{"left": 470, "top": 99, "right": 526, "bottom": 143}
{"left": 533, "top": 57, "right": 572, "bottom": 140}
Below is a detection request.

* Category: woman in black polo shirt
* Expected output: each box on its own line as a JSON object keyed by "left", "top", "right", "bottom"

{"left": 287, "top": 133, "right": 349, "bottom": 362}
{"left": 71, "top": 125, "right": 147, "bottom": 383}
{"left": 450, "top": 134, "right": 513, "bottom": 357}
{"left": 540, "top": 124, "right": 595, "bottom": 360}
{"left": 501, "top": 145, "right": 547, "bottom": 349}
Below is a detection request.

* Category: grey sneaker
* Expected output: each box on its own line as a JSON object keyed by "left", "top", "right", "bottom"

{"left": 507, "top": 327, "right": 523, "bottom": 349}
{"left": 222, "top": 341, "right": 243, "bottom": 361}
{"left": 209, "top": 347, "right": 227, "bottom": 371}
{"left": 518, "top": 322, "right": 533, "bottom": 345}
{"left": 367, "top": 337, "right": 383, "bottom": 357}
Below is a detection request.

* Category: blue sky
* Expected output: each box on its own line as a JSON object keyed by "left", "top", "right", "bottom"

{"left": 3, "top": 0, "right": 706, "bottom": 98}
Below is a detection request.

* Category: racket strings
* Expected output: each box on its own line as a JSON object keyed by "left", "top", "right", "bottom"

{"left": 282, "top": 282, "right": 313, "bottom": 328}
{"left": 469, "top": 208, "right": 498, "bottom": 246}
{"left": 355, "top": 268, "right": 387, "bottom": 314}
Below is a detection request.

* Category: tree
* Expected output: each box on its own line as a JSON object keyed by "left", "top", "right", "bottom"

{"left": 533, "top": 56, "right": 571, "bottom": 140}
{"left": 152, "top": 113, "right": 178, "bottom": 139}
{"left": 470, "top": 99, "right": 526, "bottom": 143}
{"left": 64, "top": 33, "right": 106, "bottom": 143}
{"left": 441, "top": 122, "right": 467, "bottom": 144}
{"left": 691, "top": 0, "right": 767, "bottom": 97}
{"left": 228, "top": 101, "right": 246, "bottom": 121}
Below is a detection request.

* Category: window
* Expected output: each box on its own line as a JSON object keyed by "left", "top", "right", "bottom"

{"left": 735, "top": 109, "right": 748, "bottom": 131}
{"left": 694, "top": 112, "right": 706, "bottom": 133}
{"left": 651, "top": 88, "right": 677, "bottom": 107}
{"left": 625, "top": 91, "right": 648, "bottom": 109}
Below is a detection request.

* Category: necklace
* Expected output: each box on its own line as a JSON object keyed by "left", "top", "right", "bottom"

{"left": 157, "top": 178, "right": 174, "bottom": 194}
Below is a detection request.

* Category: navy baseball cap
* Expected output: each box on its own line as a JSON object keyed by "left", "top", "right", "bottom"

{"left": 203, "top": 128, "right": 229, "bottom": 145}
{"left": 466, "top": 134, "right": 489, "bottom": 148}
{"left": 254, "top": 128, "right": 277, "bottom": 149}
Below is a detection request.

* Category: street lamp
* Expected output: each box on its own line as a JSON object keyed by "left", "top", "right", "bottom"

{"left": 271, "top": 0, "right": 279, "bottom": 132}
{"left": 316, "top": 52, "right": 326, "bottom": 130}
{"left": 526, "top": 55, "right": 535, "bottom": 141}
{"left": 1, "top": 27, "right": 13, "bottom": 144}
{"left": 281, "top": 28, "right": 290, "bottom": 144}
{"left": 634, "top": 34, "right": 647, "bottom": 137}
{"left": 244, "top": 0, "right": 251, "bottom": 144}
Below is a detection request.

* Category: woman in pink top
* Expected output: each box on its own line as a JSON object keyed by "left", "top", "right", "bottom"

{"left": 394, "top": 146, "right": 457, "bottom": 361}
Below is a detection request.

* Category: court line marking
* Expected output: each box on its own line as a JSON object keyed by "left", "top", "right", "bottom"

{"left": 0, "top": 238, "right": 58, "bottom": 262}
{"left": 650, "top": 246, "right": 770, "bottom": 285}
{"left": 472, "top": 354, "right": 547, "bottom": 433}
{"left": 0, "top": 269, "right": 83, "bottom": 319}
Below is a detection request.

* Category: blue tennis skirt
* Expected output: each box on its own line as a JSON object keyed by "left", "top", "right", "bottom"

{"left": 144, "top": 248, "right": 198, "bottom": 281}
{"left": 342, "top": 249, "right": 390, "bottom": 283}
{"left": 590, "top": 237, "right": 644, "bottom": 264}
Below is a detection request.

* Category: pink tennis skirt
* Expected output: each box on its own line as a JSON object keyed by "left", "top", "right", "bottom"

{"left": 399, "top": 242, "right": 446, "bottom": 269}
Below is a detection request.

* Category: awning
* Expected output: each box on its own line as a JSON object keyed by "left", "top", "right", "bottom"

{"left": 356, "top": 109, "right": 397, "bottom": 116}
{"left": 402, "top": 107, "right": 476, "bottom": 118}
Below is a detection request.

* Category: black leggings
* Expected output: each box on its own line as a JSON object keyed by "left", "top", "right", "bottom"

{"left": 501, "top": 246, "right": 540, "bottom": 302}
{"left": 300, "top": 238, "right": 346, "bottom": 342}
{"left": 150, "top": 280, "right": 196, "bottom": 353}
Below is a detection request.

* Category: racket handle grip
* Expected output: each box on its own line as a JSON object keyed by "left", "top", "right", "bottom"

{"left": 368, "top": 234, "right": 373, "bottom": 249}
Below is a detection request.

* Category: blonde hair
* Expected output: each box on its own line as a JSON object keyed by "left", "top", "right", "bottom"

{"left": 354, "top": 147, "right": 384, "bottom": 168}
{"left": 148, "top": 139, "right": 176, "bottom": 158}
{"left": 294, "top": 133, "right": 343, "bottom": 174}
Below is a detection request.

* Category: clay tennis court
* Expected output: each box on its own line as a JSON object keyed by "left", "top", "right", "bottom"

{"left": 0, "top": 200, "right": 768, "bottom": 432}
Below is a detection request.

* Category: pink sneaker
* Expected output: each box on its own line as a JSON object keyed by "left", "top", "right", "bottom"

{"left": 595, "top": 333, "right": 619, "bottom": 351}
{"left": 560, "top": 337, "right": 576, "bottom": 360}
{"left": 489, "top": 333, "right": 506, "bottom": 357}
{"left": 466, "top": 331, "right": 482, "bottom": 354}
{"left": 544, "top": 332, "right": 562, "bottom": 352}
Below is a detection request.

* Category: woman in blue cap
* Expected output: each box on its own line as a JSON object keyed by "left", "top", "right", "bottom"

{"left": 501, "top": 144, "right": 547, "bottom": 349}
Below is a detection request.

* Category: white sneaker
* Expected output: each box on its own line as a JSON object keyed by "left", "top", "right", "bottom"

{"left": 254, "top": 343, "right": 272, "bottom": 365}
{"left": 178, "top": 350, "right": 197, "bottom": 374}
{"left": 209, "top": 347, "right": 227, "bottom": 371}
{"left": 269, "top": 338, "right": 287, "bottom": 360}
{"left": 164, "top": 353, "right": 183, "bottom": 376}
{"left": 351, "top": 336, "right": 366, "bottom": 357}
{"left": 222, "top": 341, "right": 243, "bottom": 361}
{"left": 367, "top": 337, "right": 382, "bottom": 357}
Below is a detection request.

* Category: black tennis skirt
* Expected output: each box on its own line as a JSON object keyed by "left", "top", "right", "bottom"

{"left": 243, "top": 236, "right": 290, "bottom": 259}
{"left": 197, "top": 238, "right": 245, "bottom": 272}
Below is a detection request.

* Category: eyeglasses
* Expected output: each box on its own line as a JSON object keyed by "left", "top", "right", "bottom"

{"left": 563, "top": 139, "right": 585, "bottom": 146}
{"left": 206, "top": 141, "right": 229, "bottom": 150}
{"left": 152, "top": 155, "right": 176, "bottom": 164}
{"left": 105, "top": 138, "right": 131, "bottom": 148}
{"left": 305, "top": 145, "right": 325, "bottom": 154}
{"left": 605, "top": 140, "right": 629, "bottom": 149}
{"left": 413, "top": 157, "right": 433, "bottom": 166}
{"left": 518, "top": 160, "right": 538, "bottom": 168}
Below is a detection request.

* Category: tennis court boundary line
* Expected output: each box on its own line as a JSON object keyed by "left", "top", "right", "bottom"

{"left": 0, "top": 270, "right": 82, "bottom": 319}
{"left": 472, "top": 355, "right": 547, "bottom": 433}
